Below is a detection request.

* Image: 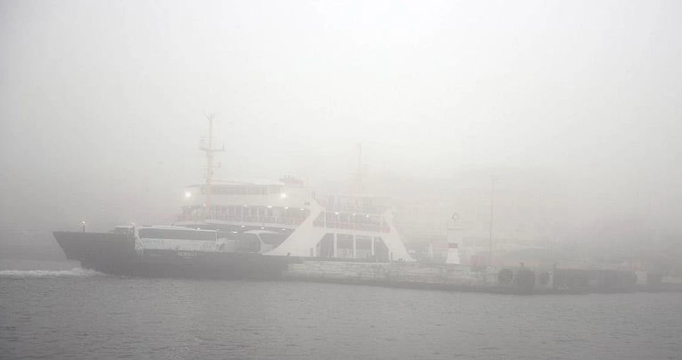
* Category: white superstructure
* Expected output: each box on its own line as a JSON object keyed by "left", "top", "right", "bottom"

{"left": 176, "top": 180, "right": 414, "bottom": 262}
{"left": 177, "top": 177, "right": 312, "bottom": 232}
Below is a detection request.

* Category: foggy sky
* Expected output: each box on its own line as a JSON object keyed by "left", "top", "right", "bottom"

{"left": 1, "top": 0, "right": 681, "bottom": 232}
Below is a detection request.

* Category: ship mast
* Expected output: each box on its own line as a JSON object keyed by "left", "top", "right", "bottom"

{"left": 200, "top": 113, "right": 223, "bottom": 220}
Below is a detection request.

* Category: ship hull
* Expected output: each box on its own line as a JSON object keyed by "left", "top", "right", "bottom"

{"left": 53, "top": 231, "right": 298, "bottom": 280}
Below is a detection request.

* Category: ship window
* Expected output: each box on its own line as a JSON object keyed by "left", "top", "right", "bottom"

{"left": 356, "top": 236, "right": 372, "bottom": 250}
{"left": 139, "top": 228, "right": 216, "bottom": 241}
{"left": 337, "top": 234, "right": 353, "bottom": 249}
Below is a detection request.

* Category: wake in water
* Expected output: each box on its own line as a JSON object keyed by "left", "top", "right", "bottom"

{"left": 0, "top": 267, "right": 101, "bottom": 278}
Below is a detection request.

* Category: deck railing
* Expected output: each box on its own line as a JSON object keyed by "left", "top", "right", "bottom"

{"left": 176, "top": 213, "right": 306, "bottom": 226}
{"left": 312, "top": 218, "right": 390, "bottom": 233}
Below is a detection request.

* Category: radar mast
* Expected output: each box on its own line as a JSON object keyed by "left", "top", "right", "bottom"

{"left": 200, "top": 113, "right": 224, "bottom": 220}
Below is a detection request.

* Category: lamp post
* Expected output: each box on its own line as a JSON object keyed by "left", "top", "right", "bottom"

{"left": 81, "top": 221, "right": 86, "bottom": 233}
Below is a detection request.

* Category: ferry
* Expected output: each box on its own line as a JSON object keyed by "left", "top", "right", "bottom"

{"left": 53, "top": 176, "right": 414, "bottom": 280}
{"left": 52, "top": 114, "right": 413, "bottom": 281}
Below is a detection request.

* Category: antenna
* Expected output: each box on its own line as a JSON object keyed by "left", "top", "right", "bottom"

{"left": 200, "top": 113, "right": 224, "bottom": 220}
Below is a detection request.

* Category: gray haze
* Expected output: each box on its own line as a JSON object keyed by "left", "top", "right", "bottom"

{"left": 1, "top": 0, "right": 681, "bottom": 233}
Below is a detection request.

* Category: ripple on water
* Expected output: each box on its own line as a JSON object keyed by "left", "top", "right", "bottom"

{"left": 1, "top": 273, "right": 681, "bottom": 360}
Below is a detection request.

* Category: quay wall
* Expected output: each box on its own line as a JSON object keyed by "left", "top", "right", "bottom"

{"left": 283, "top": 260, "right": 534, "bottom": 294}
{"left": 283, "top": 260, "right": 647, "bottom": 295}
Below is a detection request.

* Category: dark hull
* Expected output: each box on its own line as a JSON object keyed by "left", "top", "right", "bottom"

{"left": 53, "top": 231, "right": 298, "bottom": 280}
{"left": 54, "top": 231, "right": 132, "bottom": 262}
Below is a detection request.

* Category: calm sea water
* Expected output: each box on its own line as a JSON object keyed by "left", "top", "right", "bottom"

{"left": 1, "top": 260, "right": 681, "bottom": 360}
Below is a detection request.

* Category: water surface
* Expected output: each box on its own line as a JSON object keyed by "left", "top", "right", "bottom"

{"left": 1, "top": 260, "right": 681, "bottom": 360}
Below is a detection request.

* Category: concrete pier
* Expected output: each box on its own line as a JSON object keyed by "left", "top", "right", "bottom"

{"left": 283, "top": 260, "right": 535, "bottom": 294}
{"left": 283, "top": 260, "right": 646, "bottom": 295}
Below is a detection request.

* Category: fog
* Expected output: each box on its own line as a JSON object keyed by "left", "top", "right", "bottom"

{"left": 2, "top": 3, "right": 682, "bottom": 360}
{"left": 1, "top": 0, "right": 681, "bottom": 236}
